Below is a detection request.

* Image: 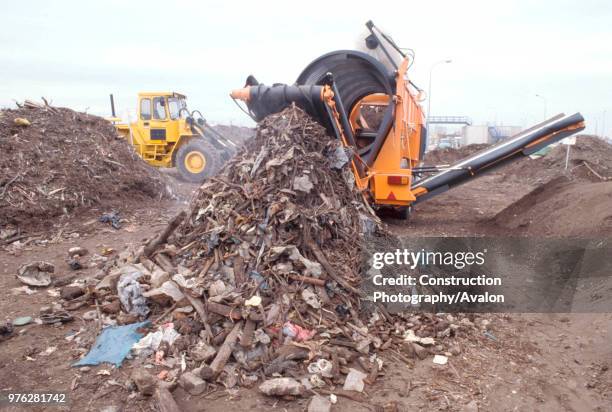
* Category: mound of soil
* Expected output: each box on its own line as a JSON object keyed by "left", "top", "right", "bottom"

{"left": 500, "top": 135, "right": 612, "bottom": 184}
{"left": 493, "top": 176, "right": 612, "bottom": 237}
{"left": 424, "top": 144, "right": 490, "bottom": 164}
{"left": 0, "top": 104, "right": 169, "bottom": 231}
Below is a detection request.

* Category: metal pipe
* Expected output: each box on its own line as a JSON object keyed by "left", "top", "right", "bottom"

{"left": 109, "top": 94, "right": 116, "bottom": 117}
{"left": 414, "top": 113, "right": 585, "bottom": 198}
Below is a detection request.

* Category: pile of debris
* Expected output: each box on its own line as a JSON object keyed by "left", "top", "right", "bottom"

{"left": 64, "top": 107, "right": 481, "bottom": 408}
{"left": 0, "top": 100, "right": 169, "bottom": 231}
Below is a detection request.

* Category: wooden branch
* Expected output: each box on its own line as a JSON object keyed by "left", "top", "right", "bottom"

{"left": 205, "top": 302, "right": 263, "bottom": 322}
{"left": 155, "top": 387, "right": 181, "bottom": 412}
{"left": 305, "top": 237, "right": 363, "bottom": 297}
{"left": 233, "top": 256, "right": 245, "bottom": 286}
{"left": 209, "top": 321, "right": 243, "bottom": 376}
{"left": 153, "top": 302, "right": 178, "bottom": 325}
{"left": 144, "top": 211, "right": 186, "bottom": 257}
{"left": 154, "top": 253, "right": 175, "bottom": 273}
{"left": 583, "top": 161, "right": 609, "bottom": 181}
{"left": 206, "top": 302, "right": 242, "bottom": 320}
{"left": 240, "top": 319, "right": 255, "bottom": 347}
{"left": 287, "top": 273, "right": 326, "bottom": 287}
{"left": 198, "top": 257, "right": 214, "bottom": 277}
{"left": 180, "top": 289, "right": 213, "bottom": 340}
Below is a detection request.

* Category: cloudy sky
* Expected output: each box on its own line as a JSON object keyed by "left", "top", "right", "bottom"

{"left": 1, "top": 0, "right": 611, "bottom": 135}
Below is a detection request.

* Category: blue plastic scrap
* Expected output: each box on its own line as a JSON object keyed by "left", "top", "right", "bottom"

{"left": 73, "top": 321, "right": 150, "bottom": 367}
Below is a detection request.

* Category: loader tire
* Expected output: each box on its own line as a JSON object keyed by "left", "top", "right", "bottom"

{"left": 175, "top": 139, "right": 219, "bottom": 182}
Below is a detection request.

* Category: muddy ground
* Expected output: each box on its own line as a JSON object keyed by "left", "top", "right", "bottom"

{"left": 1, "top": 154, "right": 611, "bottom": 411}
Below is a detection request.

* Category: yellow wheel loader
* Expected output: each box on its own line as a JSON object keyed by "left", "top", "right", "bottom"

{"left": 108, "top": 92, "right": 236, "bottom": 182}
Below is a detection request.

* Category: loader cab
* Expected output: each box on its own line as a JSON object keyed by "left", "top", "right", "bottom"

{"left": 136, "top": 92, "right": 187, "bottom": 145}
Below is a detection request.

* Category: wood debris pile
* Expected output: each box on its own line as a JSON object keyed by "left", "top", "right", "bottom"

{"left": 0, "top": 100, "right": 169, "bottom": 231}
{"left": 85, "top": 107, "right": 479, "bottom": 403}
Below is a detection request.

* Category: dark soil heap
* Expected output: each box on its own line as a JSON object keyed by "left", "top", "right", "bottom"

{"left": 0, "top": 104, "right": 169, "bottom": 230}
{"left": 493, "top": 176, "right": 612, "bottom": 237}
{"left": 493, "top": 135, "right": 612, "bottom": 237}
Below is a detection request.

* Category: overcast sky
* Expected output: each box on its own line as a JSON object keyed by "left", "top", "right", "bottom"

{"left": 1, "top": 0, "right": 611, "bottom": 135}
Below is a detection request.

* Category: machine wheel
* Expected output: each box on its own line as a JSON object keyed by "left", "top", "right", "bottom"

{"left": 397, "top": 206, "right": 412, "bottom": 220}
{"left": 175, "top": 139, "right": 219, "bottom": 182}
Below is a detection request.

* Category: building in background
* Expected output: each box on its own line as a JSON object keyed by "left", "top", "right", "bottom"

{"left": 427, "top": 116, "right": 522, "bottom": 150}
{"left": 461, "top": 125, "right": 523, "bottom": 145}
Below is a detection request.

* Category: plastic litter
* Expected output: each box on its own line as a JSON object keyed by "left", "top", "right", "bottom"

{"left": 244, "top": 295, "right": 262, "bottom": 307}
{"left": 73, "top": 321, "right": 150, "bottom": 367}
{"left": 14, "top": 117, "right": 31, "bottom": 126}
{"left": 16, "top": 261, "right": 54, "bottom": 287}
{"left": 282, "top": 321, "right": 316, "bottom": 342}
{"left": 307, "top": 358, "right": 333, "bottom": 378}
{"left": 329, "top": 145, "right": 350, "bottom": 170}
{"left": 433, "top": 354, "right": 448, "bottom": 365}
{"left": 12, "top": 316, "right": 33, "bottom": 326}
{"left": 117, "top": 266, "right": 149, "bottom": 317}
{"left": 99, "top": 211, "right": 122, "bottom": 229}
{"left": 483, "top": 330, "right": 498, "bottom": 341}
{"left": 259, "top": 377, "right": 305, "bottom": 396}
{"left": 132, "top": 323, "right": 180, "bottom": 356}
{"left": 343, "top": 368, "right": 367, "bottom": 392}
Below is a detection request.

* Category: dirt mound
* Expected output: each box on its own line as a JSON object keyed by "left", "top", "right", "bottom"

{"left": 424, "top": 143, "right": 490, "bottom": 164}
{"left": 0, "top": 103, "right": 169, "bottom": 231}
{"left": 493, "top": 176, "right": 612, "bottom": 237}
{"left": 500, "top": 135, "right": 612, "bottom": 184}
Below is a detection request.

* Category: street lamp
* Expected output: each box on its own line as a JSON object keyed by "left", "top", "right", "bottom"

{"left": 426, "top": 59, "right": 452, "bottom": 137}
{"left": 535, "top": 94, "right": 547, "bottom": 120}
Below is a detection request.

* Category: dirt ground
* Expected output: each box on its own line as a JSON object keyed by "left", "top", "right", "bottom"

{"left": 1, "top": 156, "right": 611, "bottom": 411}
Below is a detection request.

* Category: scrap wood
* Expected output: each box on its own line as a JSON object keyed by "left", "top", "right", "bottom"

{"left": 93, "top": 107, "right": 487, "bottom": 400}
{"left": 209, "top": 321, "right": 243, "bottom": 376}
{"left": 0, "top": 103, "right": 169, "bottom": 230}
{"left": 240, "top": 319, "right": 256, "bottom": 347}
{"left": 179, "top": 288, "right": 214, "bottom": 339}
{"left": 287, "top": 273, "right": 326, "bottom": 287}
{"left": 153, "top": 302, "right": 178, "bottom": 325}
{"left": 317, "top": 388, "right": 370, "bottom": 404}
{"left": 582, "top": 161, "right": 609, "bottom": 181}
{"left": 155, "top": 387, "right": 182, "bottom": 412}
{"left": 143, "top": 211, "right": 186, "bottom": 257}
{"left": 305, "top": 236, "right": 364, "bottom": 297}
{"left": 154, "top": 253, "right": 175, "bottom": 273}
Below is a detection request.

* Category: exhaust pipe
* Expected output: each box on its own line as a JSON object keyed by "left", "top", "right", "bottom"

{"left": 413, "top": 113, "right": 585, "bottom": 202}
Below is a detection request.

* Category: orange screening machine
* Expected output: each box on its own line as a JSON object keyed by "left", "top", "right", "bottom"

{"left": 231, "top": 21, "right": 585, "bottom": 217}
